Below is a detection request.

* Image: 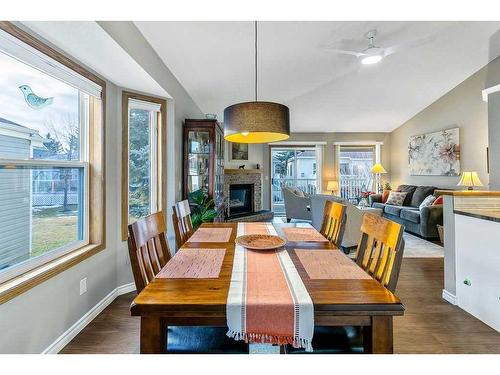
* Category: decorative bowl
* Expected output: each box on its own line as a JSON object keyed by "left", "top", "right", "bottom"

{"left": 235, "top": 234, "right": 286, "bottom": 250}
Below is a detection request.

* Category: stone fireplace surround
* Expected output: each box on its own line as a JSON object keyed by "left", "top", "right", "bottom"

{"left": 223, "top": 169, "right": 262, "bottom": 215}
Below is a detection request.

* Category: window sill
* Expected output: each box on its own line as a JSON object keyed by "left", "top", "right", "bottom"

{"left": 0, "top": 243, "right": 105, "bottom": 305}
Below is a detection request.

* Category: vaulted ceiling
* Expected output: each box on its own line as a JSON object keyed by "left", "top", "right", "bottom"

{"left": 136, "top": 21, "right": 500, "bottom": 133}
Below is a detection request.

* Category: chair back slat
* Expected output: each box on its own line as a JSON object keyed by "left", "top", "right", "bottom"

{"left": 127, "top": 212, "right": 172, "bottom": 293}
{"left": 172, "top": 200, "right": 194, "bottom": 248}
{"left": 354, "top": 213, "right": 405, "bottom": 293}
{"left": 320, "top": 201, "right": 347, "bottom": 248}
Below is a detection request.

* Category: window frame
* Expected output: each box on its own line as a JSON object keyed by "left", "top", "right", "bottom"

{"left": 0, "top": 22, "right": 106, "bottom": 304}
{"left": 121, "top": 91, "right": 167, "bottom": 241}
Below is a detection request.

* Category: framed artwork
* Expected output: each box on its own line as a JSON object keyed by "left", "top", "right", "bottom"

{"left": 230, "top": 142, "right": 249, "bottom": 161}
{"left": 408, "top": 127, "right": 460, "bottom": 176}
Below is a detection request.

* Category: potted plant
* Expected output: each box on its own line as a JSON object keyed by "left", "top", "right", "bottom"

{"left": 188, "top": 189, "right": 218, "bottom": 231}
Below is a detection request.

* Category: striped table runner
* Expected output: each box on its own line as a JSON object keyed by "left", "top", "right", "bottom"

{"left": 226, "top": 222, "right": 314, "bottom": 351}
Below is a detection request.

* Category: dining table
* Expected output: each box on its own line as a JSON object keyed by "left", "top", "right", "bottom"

{"left": 130, "top": 221, "right": 405, "bottom": 354}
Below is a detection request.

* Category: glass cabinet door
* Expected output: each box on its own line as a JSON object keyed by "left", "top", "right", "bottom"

{"left": 214, "top": 131, "right": 224, "bottom": 208}
{"left": 187, "top": 130, "right": 210, "bottom": 194}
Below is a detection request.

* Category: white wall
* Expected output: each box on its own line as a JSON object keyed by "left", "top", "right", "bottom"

{"left": 224, "top": 142, "right": 265, "bottom": 170}
{"left": 390, "top": 57, "right": 500, "bottom": 190}
{"left": 0, "top": 23, "right": 203, "bottom": 353}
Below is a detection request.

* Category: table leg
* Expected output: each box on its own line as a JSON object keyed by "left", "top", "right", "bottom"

{"left": 366, "top": 316, "right": 393, "bottom": 354}
{"left": 140, "top": 317, "right": 166, "bottom": 354}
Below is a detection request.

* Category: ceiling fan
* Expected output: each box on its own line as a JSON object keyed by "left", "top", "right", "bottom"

{"left": 325, "top": 29, "right": 434, "bottom": 65}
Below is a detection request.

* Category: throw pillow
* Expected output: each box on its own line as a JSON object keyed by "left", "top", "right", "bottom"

{"left": 382, "top": 190, "right": 391, "bottom": 203}
{"left": 433, "top": 195, "right": 444, "bottom": 205}
{"left": 385, "top": 191, "right": 408, "bottom": 206}
{"left": 419, "top": 195, "right": 436, "bottom": 210}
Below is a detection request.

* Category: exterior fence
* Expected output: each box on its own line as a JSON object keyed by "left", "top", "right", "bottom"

{"left": 32, "top": 193, "right": 78, "bottom": 206}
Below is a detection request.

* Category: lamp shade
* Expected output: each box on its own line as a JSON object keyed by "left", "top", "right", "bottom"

{"left": 223, "top": 102, "right": 290, "bottom": 143}
{"left": 457, "top": 171, "right": 483, "bottom": 187}
{"left": 371, "top": 163, "right": 387, "bottom": 174}
{"left": 327, "top": 180, "right": 339, "bottom": 192}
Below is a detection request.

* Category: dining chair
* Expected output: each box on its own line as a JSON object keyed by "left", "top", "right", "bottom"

{"left": 127, "top": 212, "right": 248, "bottom": 354}
{"left": 172, "top": 200, "right": 194, "bottom": 248}
{"left": 354, "top": 213, "right": 405, "bottom": 293}
{"left": 286, "top": 213, "right": 405, "bottom": 354}
{"left": 319, "top": 201, "right": 347, "bottom": 248}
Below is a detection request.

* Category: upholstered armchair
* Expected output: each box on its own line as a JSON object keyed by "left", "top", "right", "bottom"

{"left": 282, "top": 187, "right": 312, "bottom": 222}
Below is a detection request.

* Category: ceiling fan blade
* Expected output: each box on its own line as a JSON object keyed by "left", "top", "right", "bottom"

{"left": 324, "top": 48, "right": 366, "bottom": 57}
{"left": 384, "top": 34, "right": 436, "bottom": 56}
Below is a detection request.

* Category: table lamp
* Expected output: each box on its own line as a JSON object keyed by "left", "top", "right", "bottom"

{"left": 457, "top": 171, "right": 483, "bottom": 190}
{"left": 371, "top": 163, "right": 387, "bottom": 193}
{"left": 326, "top": 180, "right": 339, "bottom": 195}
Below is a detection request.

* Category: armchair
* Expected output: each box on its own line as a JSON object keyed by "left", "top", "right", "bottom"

{"left": 282, "top": 187, "right": 312, "bottom": 222}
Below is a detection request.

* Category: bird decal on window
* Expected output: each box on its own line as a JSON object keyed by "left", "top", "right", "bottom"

{"left": 19, "top": 85, "right": 54, "bottom": 110}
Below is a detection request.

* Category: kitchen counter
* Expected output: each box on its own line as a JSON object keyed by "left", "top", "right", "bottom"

{"left": 454, "top": 209, "right": 500, "bottom": 223}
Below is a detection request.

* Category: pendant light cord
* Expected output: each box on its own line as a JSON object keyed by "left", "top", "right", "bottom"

{"left": 254, "top": 20, "right": 258, "bottom": 102}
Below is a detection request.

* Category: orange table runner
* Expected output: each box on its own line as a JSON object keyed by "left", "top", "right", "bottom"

{"left": 282, "top": 227, "right": 328, "bottom": 242}
{"left": 187, "top": 227, "right": 232, "bottom": 243}
{"left": 226, "top": 222, "right": 313, "bottom": 351}
{"left": 295, "top": 249, "right": 372, "bottom": 280}
{"left": 157, "top": 248, "right": 226, "bottom": 278}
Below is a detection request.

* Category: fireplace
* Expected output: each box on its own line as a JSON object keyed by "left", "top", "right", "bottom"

{"left": 229, "top": 184, "right": 254, "bottom": 216}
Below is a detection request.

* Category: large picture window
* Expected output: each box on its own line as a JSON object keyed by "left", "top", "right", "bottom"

{"left": 0, "top": 23, "right": 105, "bottom": 300}
{"left": 122, "top": 92, "right": 166, "bottom": 240}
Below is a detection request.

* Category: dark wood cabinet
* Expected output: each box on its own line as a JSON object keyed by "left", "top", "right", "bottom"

{"left": 182, "top": 119, "right": 224, "bottom": 208}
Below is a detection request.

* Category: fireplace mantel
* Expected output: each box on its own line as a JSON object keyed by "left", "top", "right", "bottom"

{"left": 224, "top": 168, "right": 263, "bottom": 174}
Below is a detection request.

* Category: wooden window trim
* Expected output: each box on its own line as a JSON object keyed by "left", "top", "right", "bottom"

{"left": 0, "top": 22, "right": 106, "bottom": 305}
{"left": 121, "top": 91, "right": 167, "bottom": 241}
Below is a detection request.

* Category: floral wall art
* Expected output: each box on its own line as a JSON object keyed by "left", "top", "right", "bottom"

{"left": 408, "top": 127, "right": 460, "bottom": 176}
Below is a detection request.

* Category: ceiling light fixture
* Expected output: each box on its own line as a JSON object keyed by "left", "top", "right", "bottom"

{"left": 361, "top": 54, "right": 383, "bottom": 65}
{"left": 223, "top": 21, "right": 290, "bottom": 144}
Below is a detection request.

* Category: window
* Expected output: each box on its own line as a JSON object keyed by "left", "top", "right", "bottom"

{"left": 339, "top": 145, "right": 375, "bottom": 203}
{"left": 270, "top": 147, "right": 318, "bottom": 215}
{"left": 122, "top": 92, "right": 166, "bottom": 240}
{"left": 0, "top": 23, "right": 105, "bottom": 300}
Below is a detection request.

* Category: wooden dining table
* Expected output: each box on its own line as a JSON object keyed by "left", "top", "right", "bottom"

{"left": 130, "top": 222, "right": 404, "bottom": 354}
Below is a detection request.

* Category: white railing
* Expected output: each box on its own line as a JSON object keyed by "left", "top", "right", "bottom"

{"left": 340, "top": 176, "right": 372, "bottom": 203}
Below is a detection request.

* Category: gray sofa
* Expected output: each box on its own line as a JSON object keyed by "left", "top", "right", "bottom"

{"left": 310, "top": 194, "right": 382, "bottom": 249}
{"left": 368, "top": 184, "right": 443, "bottom": 239}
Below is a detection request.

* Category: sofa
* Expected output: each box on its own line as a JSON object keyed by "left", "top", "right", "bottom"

{"left": 368, "top": 184, "right": 443, "bottom": 239}
{"left": 310, "top": 194, "right": 382, "bottom": 249}
{"left": 282, "top": 186, "right": 312, "bottom": 222}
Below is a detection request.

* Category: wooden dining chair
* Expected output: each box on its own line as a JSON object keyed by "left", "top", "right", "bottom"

{"left": 127, "top": 212, "right": 248, "bottom": 354}
{"left": 319, "top": 201, "right": 347, "bottom": 248}
{"left": 127, "top": 211, "right": 172, "bottom": 293}
{"left": 172, "top": 200, "right": 194, "bottom": 248}
{"left": 354, "top": 213, "right": 405, "bottom": 293}
{"left": 286, "top": 213, "right": 405, "bottom": 354}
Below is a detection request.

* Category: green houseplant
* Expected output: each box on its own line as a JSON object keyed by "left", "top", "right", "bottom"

{"left": 188, "top": 189, "right": 218, "bottom": 230}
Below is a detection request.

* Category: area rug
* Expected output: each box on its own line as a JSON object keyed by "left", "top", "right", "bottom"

{"left": 402, "top": 233, "right": 443, "bottom": 258}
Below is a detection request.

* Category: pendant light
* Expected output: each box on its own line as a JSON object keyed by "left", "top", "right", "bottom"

{"left": 224, "top": 21, "right": 290, "bottom": 144}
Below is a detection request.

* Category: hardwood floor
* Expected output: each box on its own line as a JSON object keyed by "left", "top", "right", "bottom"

{"left": 60, "top": 258, "right": 500, "bottom": 354}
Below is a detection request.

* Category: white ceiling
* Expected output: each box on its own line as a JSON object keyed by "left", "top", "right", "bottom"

{"left": 20, "top": 21, "right": 170, "bottom": 98}
{"left": 135, "top": 21, "right": 500, "bottom": 132}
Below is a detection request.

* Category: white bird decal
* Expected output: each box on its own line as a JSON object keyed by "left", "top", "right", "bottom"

{"left": 19, "top": 85, "right": 54, "bottom": 110}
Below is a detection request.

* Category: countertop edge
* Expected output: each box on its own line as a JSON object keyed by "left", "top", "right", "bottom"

{"left": 454, "top": 209, "right": 500, "bottom": 223}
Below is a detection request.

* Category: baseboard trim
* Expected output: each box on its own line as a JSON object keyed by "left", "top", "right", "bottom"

{"left": 442, "top": 289, "right": 457, "bottom": 305}
{"left": 42, "top": 282, "right": 136, "bottom": 354}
